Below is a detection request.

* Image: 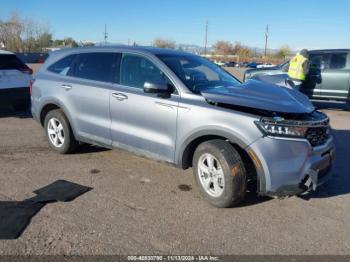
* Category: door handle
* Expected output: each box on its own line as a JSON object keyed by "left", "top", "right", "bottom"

{"left": 61, "top": 84, "right": 72, "bottom": 90}
{"left": 112, "top": 92, "right": 128, "bottom": 101}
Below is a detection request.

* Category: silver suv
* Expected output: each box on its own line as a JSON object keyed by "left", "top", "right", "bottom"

{"left": 31, "top": 46, "right": 335, "bottom": 207}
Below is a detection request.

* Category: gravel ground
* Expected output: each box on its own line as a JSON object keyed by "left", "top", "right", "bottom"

{"left": 0, "top": 68, "right": 349, "bottom": 255}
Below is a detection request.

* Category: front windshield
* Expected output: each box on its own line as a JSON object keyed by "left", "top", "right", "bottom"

{"left": 157, "top": 54, "right": 241, "bottom": 93}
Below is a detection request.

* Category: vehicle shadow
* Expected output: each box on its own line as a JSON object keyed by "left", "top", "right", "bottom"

{"left": 299, "top": 128, "right": 350, "bottom": 200}
{"left": 74, "top": 144, "right": 111, "bottom": 154}
{"left": 0, "top": 180, "right": 92, "bottom": 239}
{"left": 0, "top": 105, "right": 32, "bottom": 119}
{"left": 236, "top": 180, "right": 272, "bottom": 208}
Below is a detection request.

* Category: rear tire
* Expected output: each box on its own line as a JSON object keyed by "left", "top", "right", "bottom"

{"left": 44, "top": 109, "right": 78, "bottom": 154}
{"left": 193, "top": 139, "right": 247, "bottom": 208}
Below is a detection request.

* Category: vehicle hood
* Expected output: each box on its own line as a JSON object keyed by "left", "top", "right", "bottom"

{"left": 201, "top": 80, "right": 315, "bottom": 114}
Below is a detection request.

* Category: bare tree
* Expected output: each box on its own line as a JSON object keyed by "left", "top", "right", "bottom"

{"left": 233, "top": 41, "right": 252, "bottom": 57}
{"left": 0, "top": 12, "right": 24, "bottom": 52}
{"left": 275, "top": 45, "right": 291, "bottom": 59}
{"left": 0, "top": 12, "right": 52, "bottom": 52}
{"left": 153, "top": 38, "right": 176, "bottom": 49}
{"left": 213, "top": 40, "right": 234, "bottom": 55}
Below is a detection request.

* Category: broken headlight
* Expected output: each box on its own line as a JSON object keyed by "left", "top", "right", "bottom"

{"left": 255, "top": 118, "right": 308, "bottom": 138}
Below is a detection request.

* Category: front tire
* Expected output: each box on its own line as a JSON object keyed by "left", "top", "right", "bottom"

{"left": 193, "top": 139, "right": 247, "bottom": 208}
{"left": 44, "top": 109, "right": 78, "bottom": 154}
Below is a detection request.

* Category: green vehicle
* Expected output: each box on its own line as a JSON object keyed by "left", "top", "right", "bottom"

{"left": 244, "top": 49, "right": 350, "bottom": 102}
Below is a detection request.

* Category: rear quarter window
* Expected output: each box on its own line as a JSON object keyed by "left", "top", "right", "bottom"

{"left": 0, "top": 54, "right": 28, "bottom": 70}
{"left": 47, "top": 54, "right": 77, "bottom": 75}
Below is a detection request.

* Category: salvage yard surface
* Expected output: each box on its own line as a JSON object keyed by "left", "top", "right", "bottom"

{"left": 0, "top": 100, "right": 350, "bottom": 253}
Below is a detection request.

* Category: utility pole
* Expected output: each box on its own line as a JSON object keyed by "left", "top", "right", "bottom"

{"left": 204, "top": 20, "right": 208, "bottom": 55}
{"left": 264, "top": 24, "right": 269, "bottom": 57}
{"left": 104, "top": 24, "right": 108, "bottom": 45}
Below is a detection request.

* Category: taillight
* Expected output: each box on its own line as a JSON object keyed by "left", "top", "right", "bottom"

{"left": 20, "top": 68, "right": 33, "bottom": 75}
{"left": 29, "top": 79, "right": 34, "bottom": 95}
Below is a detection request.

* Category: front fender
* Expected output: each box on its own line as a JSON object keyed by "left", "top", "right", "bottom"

{"left": 175, "top": 126, "right": 255, "bottom": 168}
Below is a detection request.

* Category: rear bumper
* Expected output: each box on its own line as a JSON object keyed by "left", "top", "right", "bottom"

{"left": 0, "top": 87, "right": 30, "bottom": 105}
{"left": 248, "top": 135, "right": 336, "bottom": 197}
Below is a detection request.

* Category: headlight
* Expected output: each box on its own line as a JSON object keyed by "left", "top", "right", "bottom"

{"left": 255, "top": 118, "right": 308, "bottom": 138}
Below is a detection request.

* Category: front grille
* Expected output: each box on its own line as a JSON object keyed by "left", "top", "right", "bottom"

{"left": 305, "top": 126, "right": 330, "bottom": 147}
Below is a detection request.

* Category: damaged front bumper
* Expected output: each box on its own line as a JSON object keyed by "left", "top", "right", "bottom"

{"left": 247, "top": 135, "right": 336, "bottom": 197}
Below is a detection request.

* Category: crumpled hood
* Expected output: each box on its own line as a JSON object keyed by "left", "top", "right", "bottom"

{"left": 201, "top": 79, "right": 315, "bottom": 114}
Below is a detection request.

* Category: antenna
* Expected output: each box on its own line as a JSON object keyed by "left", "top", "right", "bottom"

{"left": 204, "top": 20, "right": 208, "bottom": 55}
{"left": 104, "top": 24, "right": 108, "bottom": 45}
{"left": 264, "top": 24, "right": 269, "bottom": 57}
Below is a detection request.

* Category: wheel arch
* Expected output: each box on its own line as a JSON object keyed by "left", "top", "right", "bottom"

{"left": 38, "top": 99, "right": 77, "bottom": 138}
{"left": 178, "top": 129, "right": 248, "bottom": 168}
{"left": 177, "top": 130, "right": 261, "bottom": 191}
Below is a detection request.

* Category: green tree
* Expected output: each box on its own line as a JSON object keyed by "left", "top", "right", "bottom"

{"left": 63, "top": 37, "right": 78, "bottom": 47}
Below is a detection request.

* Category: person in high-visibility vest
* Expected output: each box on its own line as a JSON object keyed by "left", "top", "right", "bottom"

{"left": 287, "top": 49, "right": 310, "bottom": 86}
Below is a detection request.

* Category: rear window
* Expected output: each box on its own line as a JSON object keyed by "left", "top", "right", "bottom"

{"left": 329, "top": 53, "right": 347, "bottom": 69}
{"left": 48, "top": 54, "right": 77, "bottom": 75}
{"left": 0, "top": 54, "right": 28, "bottom": 70}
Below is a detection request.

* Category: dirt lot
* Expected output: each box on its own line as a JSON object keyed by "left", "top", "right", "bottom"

{"left": 0, "top": 70, "right": 350, "bottom": 254}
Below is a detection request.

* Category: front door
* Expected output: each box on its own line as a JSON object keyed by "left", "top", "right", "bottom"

{"left": 320, "top": 52, "right": 350, "bottom": 100}
{"left": 300, "top": 53, "right": 328, "bottom": 98}
{"left": 110, "top": 53, "right": 179, "bottom": 163}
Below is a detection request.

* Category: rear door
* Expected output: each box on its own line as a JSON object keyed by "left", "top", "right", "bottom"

{"left": 109, "top": 53, "right": 179, "bottom": 163}
{"left": 320, "top": 52, "right": 350, "bottom": 100}
{"left": 51, "top": 52, "right": 119, "bottom": 146}
{"left": 0, "top": 54, "right": 31, "bottom": 89}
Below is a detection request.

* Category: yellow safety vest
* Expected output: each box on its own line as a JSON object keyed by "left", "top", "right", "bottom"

{"left": 288, "top": 54, "right": 307, "bottom": 81}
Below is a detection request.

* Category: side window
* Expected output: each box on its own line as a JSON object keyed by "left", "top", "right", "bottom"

{"left": 70, "top": 52, "right": 120, "bottom": 83}
{"left": 329, "top": 53, "right": 347, "bottom": 69}
{"left": 47, "top": 54, "right": 77, "bottom": 75}
{"left": 120, "top": 54, "right": 170, "bottom": 89}
{"left": 309, "top": 54, "right": 330, "bottom": 70}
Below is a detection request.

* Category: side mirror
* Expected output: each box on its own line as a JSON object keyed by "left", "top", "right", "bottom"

{"left": 143, "top": 81, "right": 171, "bottom": 94}
{"left": 281, "top": 63, "right": 289, "bottom": 72}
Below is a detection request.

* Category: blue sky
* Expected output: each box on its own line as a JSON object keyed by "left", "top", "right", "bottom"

{"left": 1, "top": 0, "right": 349, "bottom": 50}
